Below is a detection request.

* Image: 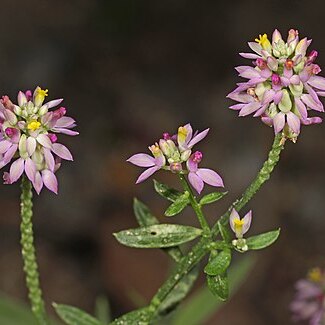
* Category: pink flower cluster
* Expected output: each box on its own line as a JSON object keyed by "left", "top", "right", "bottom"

{"left": 0, "top": 87, "right": 78, "bottom": 194}
{"left": 127, "top": 124, "right": 224, "bottom": 194}
{"left": 228, "top": 29, "right": 324, "bottom": 139}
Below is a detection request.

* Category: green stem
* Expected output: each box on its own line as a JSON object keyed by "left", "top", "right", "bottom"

{"left": 20, "top": 177, "right": 48, "bottom": 325}
{"left": 178, "top": 174, "right": 211, "bottom": 235}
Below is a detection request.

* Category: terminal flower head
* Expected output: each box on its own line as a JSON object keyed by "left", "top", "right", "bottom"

{"left": 127, "top": 124, "right": 224, "bottom": 193}
{"left": 291, "top": 267, "right": 325, "bottom": 324}
{"left": 0, "top": 87, "right": 78, "bottom": 194}
{"left": 228, "top": 29, "right": 324, "bottom": 141}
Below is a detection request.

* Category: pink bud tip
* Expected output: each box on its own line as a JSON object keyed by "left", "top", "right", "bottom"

{"left": 312, "top": 64, "right": 321, "bottom": 75}
{"left": 48, "top": 133, "right": 58, "bottom": 143}
{"left": 271, "top": 73, "right": 281, "bottom": 85}
{"left": 170, "top": 162, "right": 182, "bottom": 172}
{"left": 192, "top": 151, "right": 203, "bottom": 163}
{"left": 163, "top": 132, "right": 171, "bottom": 140}
{"left": 53, "top": 107, "right": 66, "bottom": 119}
{"left": 25, "top": 90, "right": 32, "bottom": 101}
{"left": 5, "top": 127, "right": 15, "bottom": 137}
{"left": 307, "top": 50, "right": 318, "bottom": 64}
{"left": 256, "top": 58, "right": 267, "bottom": 69}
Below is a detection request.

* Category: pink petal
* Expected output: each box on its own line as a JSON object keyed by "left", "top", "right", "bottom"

{"left": 52, "top": 143, "right": 73, "bottom": 161}
{"left": 0, "top": 140, "right": 12, "bottom": 154}
{"left": 229, "top": 208, "right": 240, "bottom": 233}
{"left": 239, "top": 67, "right": 261, "bottom": 79}
{"left": 261, "top": 89, "right": 275, "bottom": 105}
{"left": 287, "top": 112, "right": 301, "bottom": 134}
{"left": 273, "top": 112, "right": 285, "bottom": 134}
{"left": 3, "top": 109, "right": 17, "bottom": 125}
{"left": 127, "top": 153, "right": 155, "bottom": 167}
{"left": 248, "top": 42, "right": 262, "bottom": 55}
{"left": 136, "top": 166, "right": 159, "bottom": 184}
{"left": 42, "top": 169, "right": 58, "bottom": 194}
{"left": 290, "top": 75, "right": 300, "bottom": 85}
{"left": 239, "top": 102, "right": 261, "bottom": 117}
{"left": 43, "top": 148, "right": 55, "bottom": 171}
{"left": 188, "top": 128, "right": 209, "bottom": 148}
{"left": 227, "top": 92, "right": 254, "bottom": 103}
{"left": 235, "top": 66, "right": 252, "bottom": 73}
{"left": 18, "top": 91, "right": 27, "bottom": 106}
{"left": 32, "top": 172, "right": 43, "bottom": 194}
{"left": 9, "top": 158, "right": 24, "bottom": 183}
{"left": 239, "top": 53, "right": 260, "bottom": 59}
{"left": 24, "top": 158, "right": 36, "bottom": 182}
{"left": 301, "top": 117, "right": 322, "bottom": 125}
{"left": 188, "top": 172, "right": 204, "bottom": 194}
{"left": 196, "top": 168, "right": 224, "bottom": 187}
{"left": 186, "top": 158, "right": 198, "bottom": 173}
{"left": 274, "top": 91, "right": 283, "bottom": 105}
{"left": 294, "top": 98, "right": 307, "bottom": 119}
{"left": 242, "top": 210, "right": 252, "bottom": 235}
{"left": 307, "top": 76, "right": 325, "bottom": 90}
{"left": 253, "top": 104, "right": 268, "bottom": 117}
{"left": 3, "top": 144, "right": 18, "bottom": 165}
{"left": 26, "top": 137, "right": 37, "bottom": 156}
{"left": 301, "top": 94, "right": 324, "bottom": 112}
{"left": 37, "top": 134, "right": 52, "bottom": 148}
{"left": 229, "top": 103, "right": 245, "bottom": 110}
{"left": 55, "top": 116, "right": 76, "bottom": 128}
{"left": 52, "top": 128, "right": 79, "bottom": 136}
{"left": 42, "top": 98, "right": 63, "bottom": 109}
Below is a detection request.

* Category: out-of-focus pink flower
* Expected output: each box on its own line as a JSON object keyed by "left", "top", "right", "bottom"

{"left": 0, "top": 87, "right": 78, "bottom": 194}
{"left": 228, "top": 29, "right": 324, "bottom": 141}
{"left": 291, "top": 268, "right": 325, "bottom": 324}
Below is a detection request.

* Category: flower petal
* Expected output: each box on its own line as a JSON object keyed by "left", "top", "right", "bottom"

{"left": 36, "top": 134, "right": 52, "bottom": 148}
{"left": 26, "top": 137, "right": 37, "bottom": 156}
{"left": 127, "top": 153, "right": 156, "bottom": 167}
{"left": 248, "top": 42, "right": 262, "bottom": 55}
{"left": 239, "top": 53, "right": 260, "bottom": 59}
{"left": 43, "top": 148, "right": 55, "bottom": 171}
{"left": 188, "top": 128, "right": 209, "bottom": 148}
{"left": 9, "top": 158, "right": 24, "bottom": 183}
{"left": 287, "top": 112, "right": 301, "bottom": 134}
{"left": 52, "top": 143, "right": 73, "bottom": 161}
{"left": 136, "top": 166, "right": 159, "bottom": 184}
{"left": 17, "top": 91, "right": 27, "bottom": 106}
{"left": 229, "top": 208, "right": 240, "bottom": 233}
{"left": 0, "top": 140, "right": 12, "bottom": 154}
{"left": 273, "top": 112, "right": 285, "bottom": 134}
{"left": 32, "top": 172, "right": 43, "bottom": 194}
{"left": 242, "top": 210, "right": 252, "bottom": 235}
{"left": 41, "top": 98, "right": 63, "bottom": 109}
{"left": 52, "top": 128, "right": 79, "bottom": 136}
{"left": 55, "top": 116, "right": 75, "bottom": 128}
{"left": 196, "top": 168, "right": 224, "bottom": 187}
{"left": 188, "top": 172, "right": 204, "bottom": 194}
{"left": 301, "top": 94, "right": 324, "bottom": 112}
{"left": 239, "top": 102, "right": 261, "bottom": 117}
{"left": 42, "top": 169, "right": 58, "bottom": 194}
{"left": 294, "top": 98, "right": 307, "bottom": 119}
{"left": 24, "top": 158, "right": 36, "bottom": 182}
{"left": 307, "top": 76, "right": 325, "bottom": 90}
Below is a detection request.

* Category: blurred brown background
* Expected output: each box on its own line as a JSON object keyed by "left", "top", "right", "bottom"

{"left": 0, "top": 0, "right": 324, "bottom": 324}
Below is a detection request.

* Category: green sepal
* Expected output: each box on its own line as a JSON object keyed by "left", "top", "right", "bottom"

{"left": 206, "top": 273, "right": 229, "bottom": 301}
{"left": 199, "top": 191, "right": 228, "bottom": 205}
{"left": 113, "top": 224, "right": 202, "bottom": 248}
{"left": 204, "top": 249, "right": 231, "bottom": 276}
{"left": 164, "top": 192, "right": 190, "bottom": 217}
{"left": 53, "top": 303, "right": 101, "bottom": 325}
{"left": 246, "top": 228, "right": 280, "bottom": 250}
{"left": 153, "top": 180, "right": 182, "bottom": 202}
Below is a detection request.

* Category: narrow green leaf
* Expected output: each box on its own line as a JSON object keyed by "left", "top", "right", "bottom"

{"left": 217, "top": 221, "right": 232, "bottom": 243}
{"left": 206, "top": 273, "right": 229, "bottom": 301}
{"left": 110, "top": 307, "right": 152, "bottom": 325}
{"left": 53, "top": 303, "right": 101, "bottom": 325}
{"left": 164, "top": 192, "right": 190, "bottom": 217}
{"left": 133, "top": 198, "right": 159, "bottom": 226}
{"left": 246, "top": 228, "right": 280, "bottom": 250}
{"left": 154, "top": 180, "right": 182, "bottom": 202}
{"left": 171, "top": 256, "right": 255, "bottom": 325}
{"left": 133, "top": 198, "right": 183, "bottom": 261}
{"left": 199, "top": 192, "right": 228, "bottom": 205}
{"left": 114, "top": 224, "right": 202, "bottom": 248}
{"left": 204, "top": 249, "right": 232, "bottom": 276}
{"left": 95, "top": 296, "right": 111, "bottom": 324}
{"left": 158, "top": 265, "right": 200, "bottom": 316}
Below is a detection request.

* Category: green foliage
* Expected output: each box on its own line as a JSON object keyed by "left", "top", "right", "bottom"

{"left": 95, "top": 296, "right": 111, "bottom": 324}
{"left": 53, "top": 303, "right": 101, "bottom": 325}
{"left": 206, "top": 273, "right": 229, "bottom": 301}
{"left": 246, "top": 229, "right": 280, "bottom": 250}
{"left": 153, "top": 180, "right": 183, "bottom": 202}
{"left": 204, "top": 249, "right": 232, "bottom": 276}
{"left": 164, "top": 192, "right": 190, "bottom": 217}
{"left": 199, "top": 192, "right": 228, "bottom": 205}
{"left": 110, "top": 307, "right": 152, "bottom": 325}
{"left": 217, "top": 221, "right": 232, "bottom": 243}
{"left": 114, "top": 224, "right": 202, "bottom": 248}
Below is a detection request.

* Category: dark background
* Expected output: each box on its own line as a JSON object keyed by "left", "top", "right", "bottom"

{"left": 0, "top": 1, "right": 324, "bottom": 324}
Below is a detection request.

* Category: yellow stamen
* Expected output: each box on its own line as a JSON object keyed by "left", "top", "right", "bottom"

{"left": 233, "top": 218, "right": 244, "bottom": 231}
{"left": 308, "top": 267, "right": 322, "bottom": 283}
{"left": 255, "top": 33, "right": 271, "bottom": 50}
{"left": 37, "top": 88, "right": 48, "bottom": 97}
{"left": 178, "top": 126, "right": 188, "bottom": 143}
{"left": 27, "top": 120, "right": 41, "bottom": 131}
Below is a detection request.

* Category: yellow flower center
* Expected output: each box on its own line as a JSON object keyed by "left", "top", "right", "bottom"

{"left": 255, "top": 34, "right": 271, "bottom": 50}
{"left": 178, "top": 126, "right": 188, "bottom": 143}
{"left": 27, "top": 120, "right": 41, "bottom": 131}
{"left": 234, "top": 218, "right": 244, "bottom": 231}
{"left": 308, "top": 267, "right": 322, "bottom": 283}
{"left": 37, "top": 88, "right": 48, "bottom": 97}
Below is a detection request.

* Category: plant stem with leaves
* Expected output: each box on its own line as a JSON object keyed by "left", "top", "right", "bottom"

{"left": 20, "top": 176, "right": 48, "bottom": 325}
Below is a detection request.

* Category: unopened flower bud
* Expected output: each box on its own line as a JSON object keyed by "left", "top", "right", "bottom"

{"left": 48, "top": 133, "right": 58, "bottom": 143}
{"left": 271, "top": 73, "right": 281, "bottom": 85}
{"left": 170, "top": 162, "right": 182, "bottom": 173}
{"left": 307, "top": 50, "right": 318, "bottom": 64}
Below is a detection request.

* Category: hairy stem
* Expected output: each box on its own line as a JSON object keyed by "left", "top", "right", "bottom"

{"left": 178, "top": 174, "right": 211, "bottom": 235}
{"left": 20, "top": 176, "right": 48, "bottom": 325}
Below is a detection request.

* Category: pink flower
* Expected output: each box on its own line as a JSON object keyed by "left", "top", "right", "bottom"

{"left": 0, "top": 87, "right": 78, "bottom": 194}
{"left": 186, "top": 151, "right": 224, "bottom": 194}
{"left": 228, "top": 29, "right": 324, "bottom": 140}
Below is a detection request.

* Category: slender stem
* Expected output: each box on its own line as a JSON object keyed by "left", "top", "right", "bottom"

{"left": 20, "top": 176, "right": 48, "bottom": 325}
{"left": 178, "top": 174, "right": 211, "bottom": 235}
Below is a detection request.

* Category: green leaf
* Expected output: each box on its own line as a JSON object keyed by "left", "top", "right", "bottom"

{"left": 217, "top": 221, "right": 232, "bottom": 243}
{"left": 133, "top": 198, "right": 159, "bottom": 226}
{"left": 154, "top": 180, "right": 183, "bottom": 202}
{"left": 171, "top": 256, "right": 255, "bottom": 325}
{"left": 53, "top": 303, "right": 101, "bottom": 325}
{"left": 204, "top": 249, "right": 232, "bottom": 276}
{"left": 164, "top": 192, "right": 190, "bottom": 217}
{"left": 206, "top": 273, "right": 229, "bottom": 301}
{"left": 133, "top": 198, "right": 183, "bottom": 262}
{"left": 246, "top": 228, "right": 280, "bottom": 250}
{"left": 95, "top": 296, "right": 111, "bottom": 324}
{"left": 158, "top": 265, "right": 200, "bottom": 316}
{"left": 114, "top": 224, "right": 202, "bottom": 248}
{"left": 199, "top": 192, "right": 228, "bottom": 205}
{"left": 110, "top": 307, "right": 152, "bottom": 325}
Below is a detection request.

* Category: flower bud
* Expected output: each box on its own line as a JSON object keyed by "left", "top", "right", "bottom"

{"left": 170, "top": 162, "right": 182, "bottom": 173}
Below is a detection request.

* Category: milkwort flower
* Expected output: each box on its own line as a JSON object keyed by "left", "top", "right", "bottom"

{"left": 0, "top": 87, "right": 78, "bottom": 194}
{"left": 229, "top": 208, "right": 252, "bottom": 252}
{"left": 291, "top": 267, "right": 325, "bottom": 324}
{"left": 127, "top": 124, "right": 224, "bottom": 193}
{"left": 227, "top": 29, "right": 324, "bottom": 141}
